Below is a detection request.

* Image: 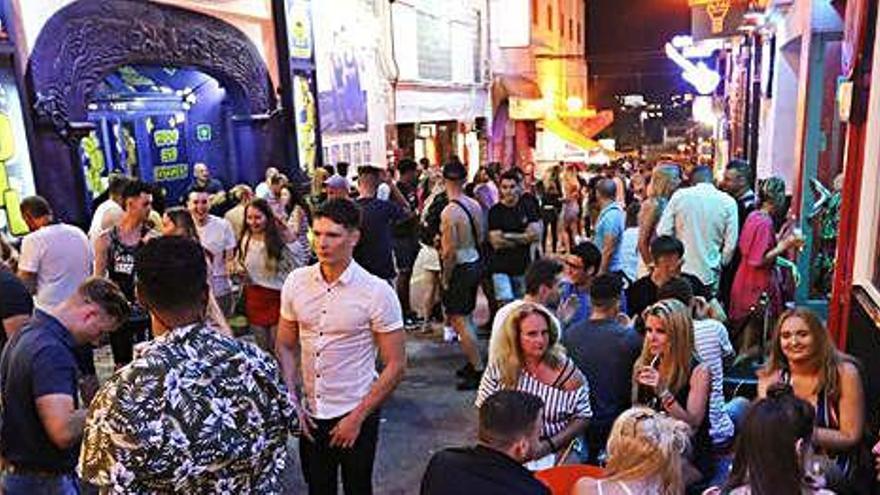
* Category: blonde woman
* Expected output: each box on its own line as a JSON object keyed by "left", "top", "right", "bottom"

{"left": 637, "top": 164, "right": 682, "bottom": 277}
{"left": 633, "top": 298, "right": 713, "bottom": 483}
{"left": 573, "top": 407, "right": 690, "bottom": 495}
{"left": 475, "top": 303, "right": 591, "bottom": 469}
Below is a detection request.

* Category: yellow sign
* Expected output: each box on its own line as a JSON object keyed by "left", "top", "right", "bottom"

{"left": 509, "top": 97, "right": 546, "bottom": 120}
{"left": 154, "top": 164, "right": 189, "bottom": 182}
{"left": 706, "top": 0, "right": 731, "bottom": 34}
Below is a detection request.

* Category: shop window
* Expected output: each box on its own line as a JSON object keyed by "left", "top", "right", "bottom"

{"left": 547, "top": 4, "right": 553, "bottom": 31}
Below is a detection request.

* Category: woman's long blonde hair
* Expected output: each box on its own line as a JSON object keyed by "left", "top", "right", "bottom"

{"left": 490, "top": 303, "right": 566, "bottom": 388}
{"left": 633, "top": 299, "right": 695, "bottom": 397}
{"left": 604, "top": 407, "right": 690, "bottom": 495}
{"left": 760, "top": 307, "right": 855, "bottom": 402}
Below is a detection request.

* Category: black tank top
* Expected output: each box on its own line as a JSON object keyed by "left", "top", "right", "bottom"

{"left": 107, "top": 226, "right": 149, "bottom": 302}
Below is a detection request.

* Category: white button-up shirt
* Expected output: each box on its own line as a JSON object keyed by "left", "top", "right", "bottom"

{"left": 656, "top": 182, "right": 739, "bottom": 291}
{"left": 280, "top": 260, "right": 403, "bottom": 419}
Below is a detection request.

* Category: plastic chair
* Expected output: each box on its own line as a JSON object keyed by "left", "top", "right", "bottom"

{"left": 535, "top": 464, "right": 606, "bottom": 495}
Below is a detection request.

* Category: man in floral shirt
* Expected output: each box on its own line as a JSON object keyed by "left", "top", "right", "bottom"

{"left": 79, "top": 237, "right": 296, "bottom": 493}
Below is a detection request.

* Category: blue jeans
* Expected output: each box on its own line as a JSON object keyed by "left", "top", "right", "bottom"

{"left": 1, "top": 472, "right": 80, "bottom": 495}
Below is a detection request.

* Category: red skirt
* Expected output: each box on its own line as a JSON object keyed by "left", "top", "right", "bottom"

{"left": 244, "top": 285, "right": 281, "bottom": 327}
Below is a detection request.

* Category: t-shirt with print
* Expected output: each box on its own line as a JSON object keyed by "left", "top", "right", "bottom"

{"left": 488, "top": 199, "right": 540, "bottom": 276}
{"left": 196, "top": 215, "right": 237, "bottom": 296}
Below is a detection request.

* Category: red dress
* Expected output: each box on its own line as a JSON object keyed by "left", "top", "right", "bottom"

{"left": 729, "top": 210, "right": 783, "bottom": 321}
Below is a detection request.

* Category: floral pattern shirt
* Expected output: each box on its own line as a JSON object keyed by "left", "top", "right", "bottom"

{"left": 78, "top": 323, "right": 296, "bottom": 494}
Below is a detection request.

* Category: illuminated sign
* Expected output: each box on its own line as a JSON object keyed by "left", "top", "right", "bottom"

{"left": 690, "top": 0, "right": 749, "bottom": 41}
{"left": 153, "top": 163, "right": 188, "bottom": 182}
{"left": 286, "top": 0, "right": 314, "bottom": 61}
{"left": 509, "top": 97, "right": 546, "bottom": 120}
{"left": 665, "top": 43, "right": 720, "bottom": 95}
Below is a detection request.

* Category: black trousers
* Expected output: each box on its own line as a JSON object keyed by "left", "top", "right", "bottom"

{"left": 299, "top": 410, "right": 381, "bottom": 495}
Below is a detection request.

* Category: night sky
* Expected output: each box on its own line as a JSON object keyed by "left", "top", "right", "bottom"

{"left": 588, "top": 0, "right": 691, "bottom": 108}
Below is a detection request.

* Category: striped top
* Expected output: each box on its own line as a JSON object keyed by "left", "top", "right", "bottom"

{"left": 693, "top": 318, "right": 735, "bottom": 444}
{"left": 475, "top": 359, "right": 593, "bottom": 438}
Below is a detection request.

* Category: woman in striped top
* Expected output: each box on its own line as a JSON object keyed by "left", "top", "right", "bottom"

{"left": 476, "top": 303, "right": 592, "bottom": 468}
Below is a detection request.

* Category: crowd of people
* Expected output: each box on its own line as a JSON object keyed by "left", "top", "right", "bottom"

{"left": 0, "top": 156, "right": 877, "bottom": 495}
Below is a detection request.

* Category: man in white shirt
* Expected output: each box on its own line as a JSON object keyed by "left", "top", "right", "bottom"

{"left": 187, "top": 189, "right": 237, "bottom": 316}
{"left": 18, "top": 195, "right": 98, "bottom": 402}
{"left": 276, "top": 198, "right": 406, "bottom": 495}
{"left": 255, "top": 166, "right": 279, "bottom": 200}
{"left": 656, "top": 165, "right": 738, "bottom": 296}
{"left": 88, "top": 174, "right": 129, "bottom": 242}
{"left": 18, "top": 196, "right": 92, "bottom": 309}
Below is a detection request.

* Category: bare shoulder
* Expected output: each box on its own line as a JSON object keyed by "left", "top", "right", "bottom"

{"left": 571, "top": 476, "right": 601, "bottom": 495}
{"left": 561, "top": 360, "right": 586, "bottom": 392}
{"left": 838, "top": 360, "right": 861, "bottom": 381}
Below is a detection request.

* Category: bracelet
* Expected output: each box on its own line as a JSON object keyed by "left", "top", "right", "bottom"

{"left": 660, "top": 390, "right": 675, "bottom": 409}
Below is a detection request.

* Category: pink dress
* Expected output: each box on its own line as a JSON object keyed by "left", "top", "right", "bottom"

{"left": 729, "top": 210, "right": 783, "bottom": 321}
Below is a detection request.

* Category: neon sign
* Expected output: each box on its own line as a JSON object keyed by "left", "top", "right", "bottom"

{"left": 665, "top": 43, "right": 721, "bottom": 95}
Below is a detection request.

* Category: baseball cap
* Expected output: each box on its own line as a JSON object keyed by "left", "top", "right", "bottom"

{"left": 324, "top": 174, "right": 350, "bottom": 190}
{"left": 442, "top": 161, "right": 467, "bottom": 181}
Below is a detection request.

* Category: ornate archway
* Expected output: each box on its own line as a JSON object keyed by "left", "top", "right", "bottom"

{"left": 26, "top": 0, "right": 280, "bottom": 224}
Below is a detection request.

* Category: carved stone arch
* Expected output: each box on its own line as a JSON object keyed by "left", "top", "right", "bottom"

{"left": 28, "top": 0, "right": 276, "bottom": 136}
{"left": 25, "top": 0, "right": 283, "bottom": 224}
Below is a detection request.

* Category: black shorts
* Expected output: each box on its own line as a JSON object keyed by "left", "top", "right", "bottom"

{"left": 393, "top": 236, "right": 420, "bottom": 273}
{"left": 442, "top": 261, "right": 483, "bottom": 316}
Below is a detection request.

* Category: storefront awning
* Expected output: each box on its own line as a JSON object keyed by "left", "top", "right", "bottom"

{"left": 492, "top": 75, "right": 542, "bottom": 110}
{"left": 543, "top": 118, "right": 603, "bottom": 151}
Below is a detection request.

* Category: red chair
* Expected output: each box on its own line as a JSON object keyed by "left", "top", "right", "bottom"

{"left": 535, "top": 464, "right": 606, "bottom": 495}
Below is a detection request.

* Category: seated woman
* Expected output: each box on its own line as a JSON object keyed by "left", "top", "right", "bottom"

{"left": 633, "top": 299, "right": 713, "bottom": 485}
{"left": 475, "top": 303, "right": 591, "bottom": 469}
{"left": 707, "top": 383, "right": 834, "bottom": 495}
{"left": 757, "top": 308, "right": 865, "bottom": 491}
{"left": 573, "top": 406, "right": 690, "bottom": 495}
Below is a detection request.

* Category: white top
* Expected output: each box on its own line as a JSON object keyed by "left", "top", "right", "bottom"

{"left": 196, "top": 215, "right": 237, "bottom": 296}
{"left": 88, "top": 199, "right": 123, "bottom": 242}
{"left": 280, "top": 261, "right": 403, "bottom": 419}
{"left": 489, "top": 300, "right": 563, "bottom": 362}
{"left": 255, "top": 182, "right": 271, "bottom": 199}
{"left": 241, "top": 236, "right": 287, "bottom": 291}
{"left": 376, "top": 183, "right": 391, "bottom": 201}
{"left": 693, "top": 318, "right": 735, "bottom": 444}
{"left": 19, "top": 223, "right": 92, "bottom": 308}
{"left": 656, "top": 183, "right": 738, "bottom": 291}
{"left": 475, "top": 361, "right": 592, "bottom": 439}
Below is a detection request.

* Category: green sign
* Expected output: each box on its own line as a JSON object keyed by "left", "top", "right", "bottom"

{"left": 196, "top": 124, "right": 212, "bottom": 142}
{"left": 154, "top": 163, "right": 189, "bottom": 182}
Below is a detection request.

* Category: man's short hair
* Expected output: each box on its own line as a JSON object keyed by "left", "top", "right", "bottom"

{"left": 336, "top": 161, "right": 351, "bottom": 177}
{"left": 570, "top": 241, "right": 602, "bottom": 273}
{"left": 135, "top": 237, "right": 208, "bottom": 313}
{"left": 270, "top": 174, "right": 287, "bottom": 186}
{"left": 596, "top": 178, "right": 617, "bottom": 200}
{"left": 398, "top": 159, "right": 417, "bottom": 175}
{"left": 657, "top": 276, "right": 694, "bottom": 306}
{"left": 650, "top": 235, "right": 684, "bottom": 259}
{"left": 107, "top": 173, "right": 130, "bottom": 196}
{"left": 690, "top": 164, "right": 714, "bottom": 183}
{"left": 499, "top": 169, "right": 521, "bottom": 184}
{"left": 478, "top": 390, "right": 544, "bottom": 449}
{"left": 20, "top": 195, "right": 52, "bottom": 218}
{"left": 590, "top": 273, "right": 624, "bottom": 307}
{"left": 525, "top": 258, "right": 564, "bottom": 295}
{"left": 77, "top": 277, "right": 131, "bottom": 325}
{"left": 121, "top": 179, "right": 153, "bottom": 201}
{"left": 314, "top": 198, "right": 362, "bottom": 231}
{"left": 726, "top": 159, "right": 752, "bottom": 184}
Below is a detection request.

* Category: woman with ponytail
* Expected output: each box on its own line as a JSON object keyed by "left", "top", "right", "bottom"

{"left": 573, "top": 406, "right": 690, "bottom": 495}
